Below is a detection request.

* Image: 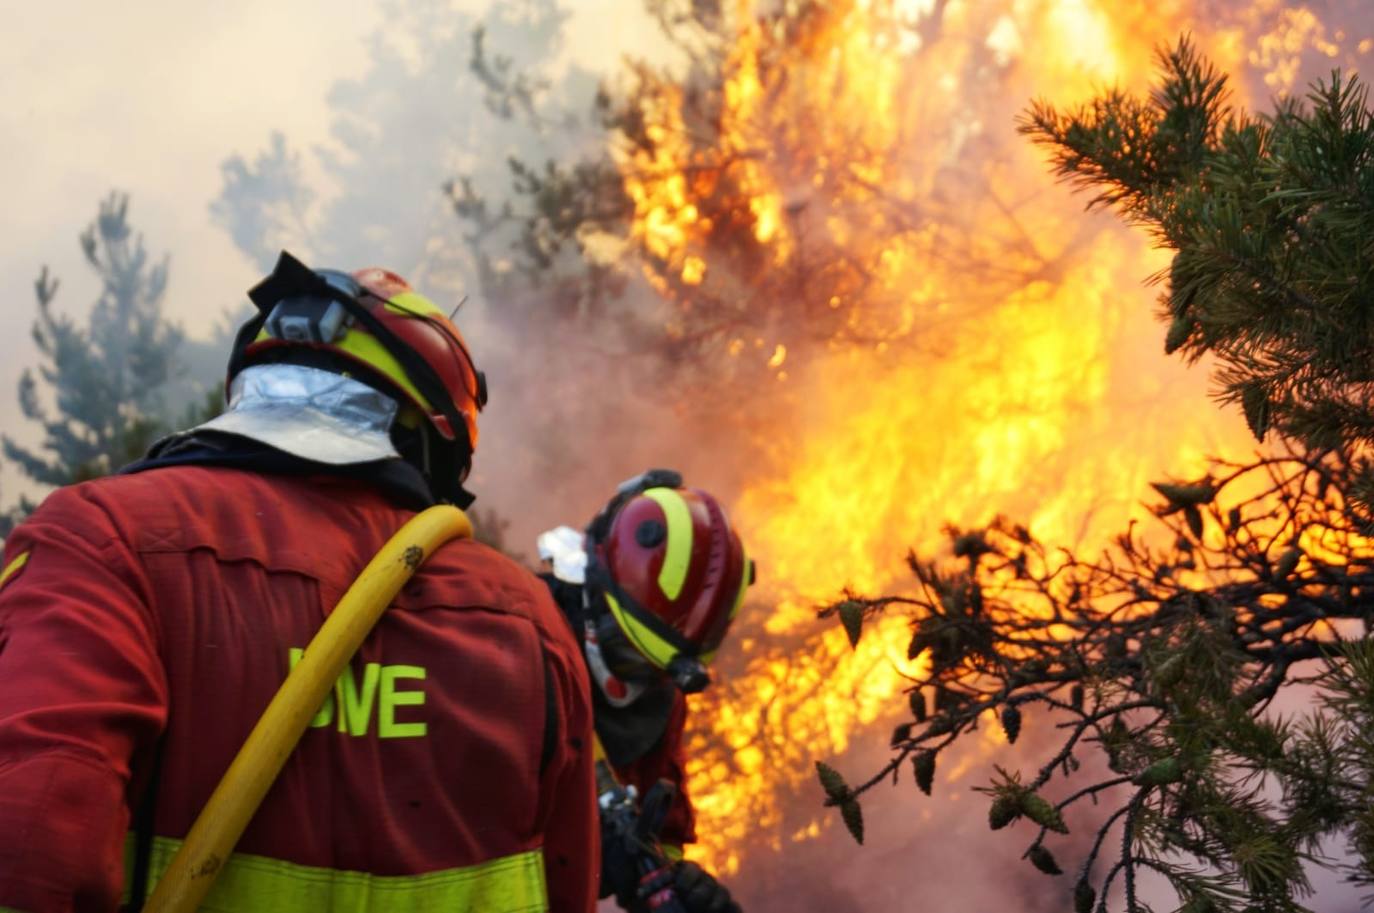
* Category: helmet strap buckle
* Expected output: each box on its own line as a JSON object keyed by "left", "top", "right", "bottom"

{"left": 666, "top": 655, "right": 710, "bottom": 694}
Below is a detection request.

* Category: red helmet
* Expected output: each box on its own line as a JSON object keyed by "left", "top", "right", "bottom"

{"left": 230, "top": 251, "right": 486, "bottom": 503}
{"left": 585, "top": 470, "right": 755, "bottom": 692}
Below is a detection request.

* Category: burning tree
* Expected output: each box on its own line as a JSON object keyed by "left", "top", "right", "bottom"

{"left": 823, "top": 38, "right": 1374, "bottom": 912}
{"left": 457, "top": 0, "right": 1124, "bottom": 390}
{"left": 454, "top": 2, "right": 1374, "bottom": 905}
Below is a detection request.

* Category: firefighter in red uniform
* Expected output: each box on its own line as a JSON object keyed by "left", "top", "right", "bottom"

{"left": 537, "top": 470, "right": 753, "bottom": 913}
{"left": 0, "top": 252, "right": 597, "bottom": 913}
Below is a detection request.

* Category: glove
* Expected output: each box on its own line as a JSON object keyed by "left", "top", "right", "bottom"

{"left": 599, "top": 828, "right": 638, "bottom": 903}
{"left": 671, "top": 861, "right": 742, "bottom": 913}
{"left": 634, "top": 865, "right": 678, "bottom": 912}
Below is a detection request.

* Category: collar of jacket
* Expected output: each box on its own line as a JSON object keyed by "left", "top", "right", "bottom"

{"left": 120, "top": 429, "right": 436, "bottom": 512}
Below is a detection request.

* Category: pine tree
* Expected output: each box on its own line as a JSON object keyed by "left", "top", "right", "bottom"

{"left": 1, "top": 193, "right": 211, "bottom": 536}
{"left": 1020, "top": 36, "right": 1374, "bottom": 525}
{"left": 830, "top": 448, "right": 1374, "bottom": 910}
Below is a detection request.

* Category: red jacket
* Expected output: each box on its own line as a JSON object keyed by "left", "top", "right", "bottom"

{"left": 0, "top": 466, "right": 596, "bottom": 913}
{"left": 540, "top": 575, "right": 696, "bottom": 852}
{"left": 608, "top": 695, "right": 694, "bottom": 852}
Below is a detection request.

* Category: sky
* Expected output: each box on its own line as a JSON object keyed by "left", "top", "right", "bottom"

{"left": 0, "top": 0, "right": 659, "bottom": 496}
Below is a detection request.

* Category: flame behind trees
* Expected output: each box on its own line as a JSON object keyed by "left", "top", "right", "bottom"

{"left": 455, "top": 0, "right": 1374, "bottom": 903}
{"left": 820, "top": 41, "right": 1374, "bottom": 910}
{"left": 1023, "top": 36, "right": 1374, "bottom": 528}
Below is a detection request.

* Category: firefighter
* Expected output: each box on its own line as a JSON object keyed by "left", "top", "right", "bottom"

{"left": 537, "top": 469, "right": 754, "bottom": 913}
{"left": 0, "top": 252, "right": 597, "bottom": 913}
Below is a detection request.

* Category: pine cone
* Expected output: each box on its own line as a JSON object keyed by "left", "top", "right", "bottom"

{"left": 909, "top": 690, "right": 927, "bottom": 723}
{"left": 1150, "top": 481, "right": 1217, "bottom": 509}
{"left": 1027, "top": 844, "right": 1062, "bottom": 875}
{"left": 1133, "top": 757, "right": 1183, "bottom": 788}
{"left": 1001, "top": 705, "right": 1022, "bottom": 744}
{"left": 1184, "top": 505, "right": 1204, "bottom": 538}
{"left": 1020, "top": 793, "right": 1068, "bottom": 834}
{"left": 815, "top": 761, "right": 848, "bottom": 801}
{"left": 988, "top": 796, "right": 1019, "bottom": 830}
{"left": 913, "top": 751, "right": 936, "bottom": 796}
{"left": 837, "top": 600, "right": 864, "bottom": 648}
{"left": 1074, "top": 879, "right": 1096, "bottom": 913}
{"left": 839, "top": 799, "right": 864, "bottom": 845}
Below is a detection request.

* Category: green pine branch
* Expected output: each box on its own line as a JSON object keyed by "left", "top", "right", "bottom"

{"left": 1022, "top": 35, "right": 1374, "bottom": 527}
{"left": 828, "top": 448, "right": 1374, "bottom": 910}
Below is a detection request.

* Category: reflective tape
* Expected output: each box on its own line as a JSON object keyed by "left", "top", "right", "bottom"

{"left": 123, "top": 835, "right": 548, "bottom": 912}
{"left": 250, "top": 325, "right": 434, "bottom": 416}
{"left": 333, "top": 329, "right": 435, "bottom": 415}
{"left": 605, "top": 591, "right": 679, "bottom": 670}
{"left": 642, "top": 488, "right": 692, "bottom": 600}
{"left": 0, "top": 551, "right": 30, "bottom": 591}
{"left": 729, "top": 549, "right": 751, "bottom": 622}
{"left": 385, "top": 291, "right": 445, "bottom": 321}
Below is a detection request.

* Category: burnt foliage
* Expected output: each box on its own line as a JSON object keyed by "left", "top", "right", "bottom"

{"left": 819, "top": 450, "right": 1374, "bottom": 911}
{"left": 450, "top": 0, "right": 1088, "bottom": 390}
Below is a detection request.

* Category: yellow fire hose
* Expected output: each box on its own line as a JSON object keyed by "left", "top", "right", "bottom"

{"left": 144, "top": 505, "right": 473, "bottom": 913}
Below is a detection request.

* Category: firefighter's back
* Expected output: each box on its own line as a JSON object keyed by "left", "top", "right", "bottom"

{"left": 0, "top": 465, "right": 595, "bottom": 912}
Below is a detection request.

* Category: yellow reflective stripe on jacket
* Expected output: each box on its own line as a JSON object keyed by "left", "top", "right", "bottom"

{"left": 642, "top": 488, "right": 692, "bottom": 600}
{"left": 123, "top": 835, "right": 548, "bottom": 912}
{"left": 0, "top": 551, "right": 30, "bottom": 591}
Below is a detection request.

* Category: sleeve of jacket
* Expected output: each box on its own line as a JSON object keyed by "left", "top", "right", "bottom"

{"left": 533, "top": 592, "right": 599, "bottom": 913}
{"left": 615, "top": 694, "right": 697, "bottom": 850}
{"left": 0, "top": 485, "right": 167, "bottom": 913}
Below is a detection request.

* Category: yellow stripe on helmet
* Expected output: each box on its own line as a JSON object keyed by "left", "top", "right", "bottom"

{"left": 642, "top": 487, "right": 693, "bottom": 600}
{"left": 252, "top": 290, "right": 447, "bottom": 417}
{"left": 730, "top": 548, "right": 751, "bottom": 622}
{"left": 385, "top": 290, "right": 445, "bottom": 320}
{"left": 332, "top": 327, "right": 435, "bottom": 414}
{"left": 255, "top": 324, "right": 436, "bottom": 416}
{"left": 604, "top": 591, "right": 679, "bottom": 670}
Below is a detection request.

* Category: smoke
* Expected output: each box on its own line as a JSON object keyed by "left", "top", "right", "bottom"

{"left": 207, "top": 0, "right": 693, "bottom": 535}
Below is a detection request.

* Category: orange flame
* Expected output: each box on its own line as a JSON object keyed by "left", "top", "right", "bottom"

{"left": 611, "top": 0, "right": 1371, "bottom": 878}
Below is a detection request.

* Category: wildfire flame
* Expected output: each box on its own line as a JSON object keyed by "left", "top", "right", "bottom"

{"left": 610, "top": 0, "right": 1372, "bottom": 882}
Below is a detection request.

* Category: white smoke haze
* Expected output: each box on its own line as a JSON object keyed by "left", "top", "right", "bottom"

{"left": 7, "top": 1, "right": 1374, "bottom": 910}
